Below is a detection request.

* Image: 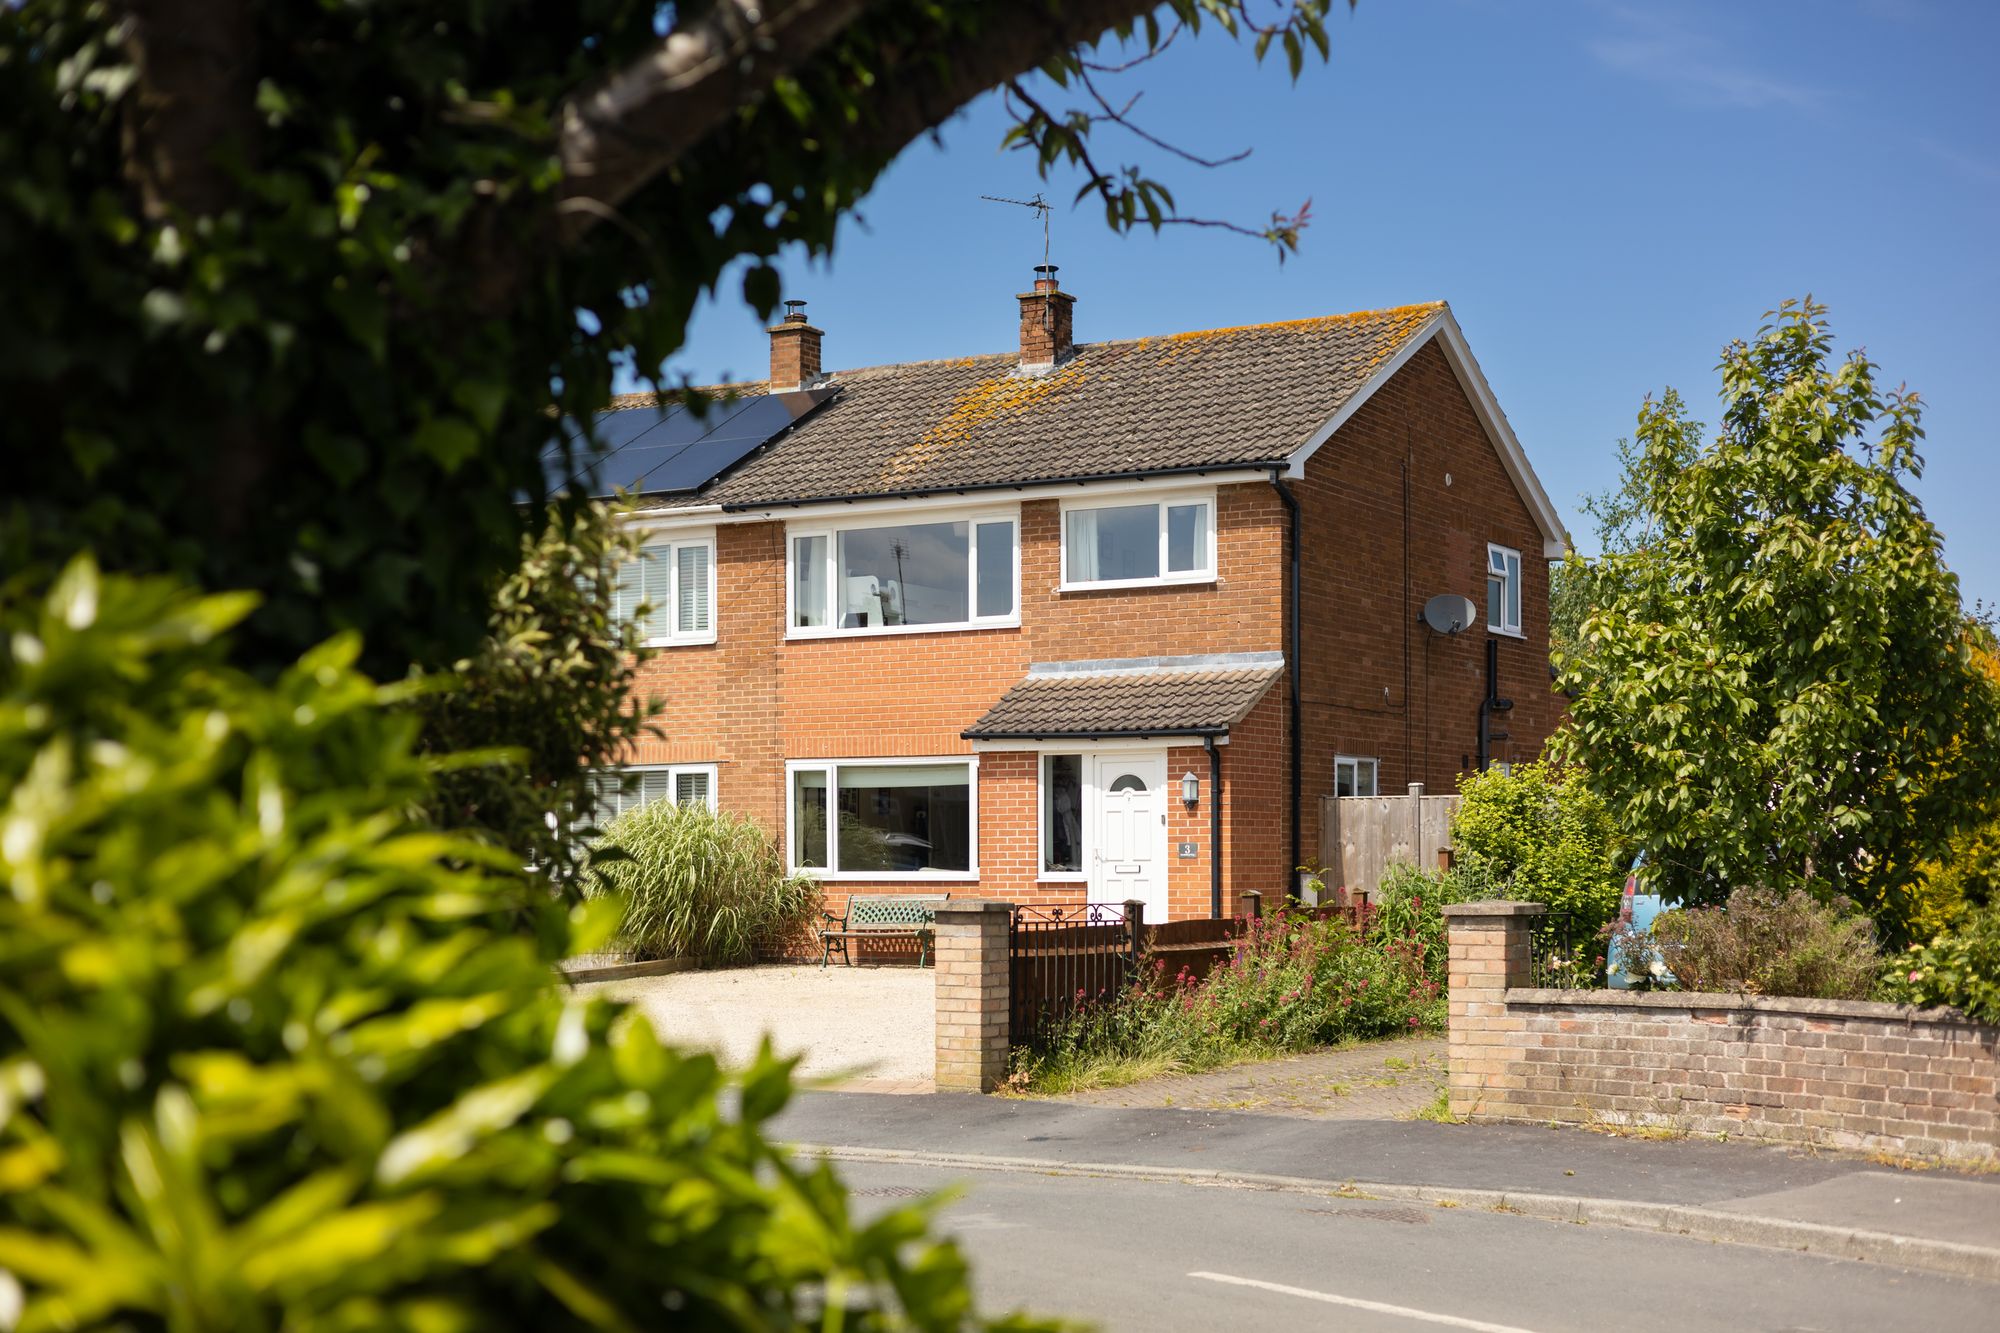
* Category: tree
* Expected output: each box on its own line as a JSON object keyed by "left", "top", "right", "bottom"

{"left": 414, "top": 500, "right": 659, "bottom": 884}
{"left": 1552, "top": 300, "right": 2000, "bottom": 942}
{"left": 3, "top": 0, "right": 1345, "bottom": 677}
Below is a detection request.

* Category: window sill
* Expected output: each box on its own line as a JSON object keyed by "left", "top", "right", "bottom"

{"left": 785, "top": 619, "right": 1019, "bottom": 641}
{"left": 1058, "top": 574, "right": 1217, "bottom": 594}
{"left": 792, "top": 869, "right": 983, "bottom": 883}
{"left": 1487, "top": 627, "right": 1527, "bottom": 640}
{"left": 643, "top": 634, "right": 717, "bottom": 649}
{"left": 1038, "top": 873, "right": 1088, "bottom": 885}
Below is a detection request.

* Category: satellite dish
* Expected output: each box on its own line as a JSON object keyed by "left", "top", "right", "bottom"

{"left": 1422, "top": 594, "right": 1479, "bottom": 635}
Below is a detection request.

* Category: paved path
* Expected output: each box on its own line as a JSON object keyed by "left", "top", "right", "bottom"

{"left": 579, "top": 963, "right": 933, "bottom": 1090}
{"left": 1051, "top": 1036, "right": 1445, "bottom": 1119}
{"left": 778, "top": 1090, "right": 2000, "bottom": 1278}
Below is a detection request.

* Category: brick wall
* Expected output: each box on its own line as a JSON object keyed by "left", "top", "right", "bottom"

{"left": 1445, "top": 903, "right": 1999, "bottom": 1165}
{"left": 1293, "top": 339, "right": 1560, "bottom": 799}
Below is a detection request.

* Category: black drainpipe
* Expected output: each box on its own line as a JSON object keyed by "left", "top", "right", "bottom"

{"left": 1270, "top": 468, "right": 1303, "bottom": 900}
{"left": 1204, "top": 734, "right": 1223, "bottom": 917}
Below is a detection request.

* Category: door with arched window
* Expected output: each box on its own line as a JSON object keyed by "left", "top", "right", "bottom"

{"left": 1091, "top": 753, "right": 1167, "bottom": 919}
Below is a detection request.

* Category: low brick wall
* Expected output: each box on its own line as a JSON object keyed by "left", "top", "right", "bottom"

{"left": 1445, "top": 902, "right": 2000, "bottom": 1165}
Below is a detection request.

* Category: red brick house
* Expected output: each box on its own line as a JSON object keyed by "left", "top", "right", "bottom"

{"left": 563, "top": 274, "right": 1568, "bottom": 921}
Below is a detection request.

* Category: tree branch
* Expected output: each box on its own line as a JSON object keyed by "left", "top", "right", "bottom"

{"left": 557, "top": 0, "right": 1162, "bottom": 246}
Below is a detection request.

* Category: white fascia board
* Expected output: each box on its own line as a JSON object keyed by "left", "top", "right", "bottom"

{"left": 970, "top": 736, "right": 1228, "bottom": 753}
{"left": 723, "top": 469, "right": 1273, "bottom": 524}
{"left": 1285, "top": 305, "right": 1572, "bottom": 558}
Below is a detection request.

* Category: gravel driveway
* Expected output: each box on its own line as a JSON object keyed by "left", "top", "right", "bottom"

{"left": 581, "top": 964, "right": 934, "bottom": 1091}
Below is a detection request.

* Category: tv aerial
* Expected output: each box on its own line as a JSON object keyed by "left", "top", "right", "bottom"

{"left": 981, "top": 192, "right": 1053, "bottom": 272}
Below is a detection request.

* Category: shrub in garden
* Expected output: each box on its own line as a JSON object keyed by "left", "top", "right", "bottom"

{"left": 1649, "top": 887, "right": 1881, "bottom": 999}
{"left": 1451, "top": 761, "right": 1625, "bottom": 935}
{"left": 0, "top": 560, "right": 1020, "bottom": 1330}
{"left": 1877, "top": 901, "right": 2000, "bottom": 1024}
{"left": 587, "top": 801, "right": 818, "bottom": 964}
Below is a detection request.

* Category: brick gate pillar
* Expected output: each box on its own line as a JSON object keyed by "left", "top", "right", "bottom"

{"left": 934, "top": 901, "right": 1013, "bottom": 1092}
{"left": 1443, "top": 900, "right": 1544, "bottom": 1119}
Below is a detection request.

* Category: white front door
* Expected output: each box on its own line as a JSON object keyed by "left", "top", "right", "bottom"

{"left": 1090, "top": 753, "right": 1168, "bottom": 920}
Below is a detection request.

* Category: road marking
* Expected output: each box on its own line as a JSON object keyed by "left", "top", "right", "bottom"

{"left": 1187, "top": 1272, "right": 1541, "bottom": 1333}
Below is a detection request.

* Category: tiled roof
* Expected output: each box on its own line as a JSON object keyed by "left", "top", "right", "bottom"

{"left": 963, "top": 654, "right": 1283, "bottom": 740}
{"left": 634, "top": 302, "right": 1445, "bottom": 509}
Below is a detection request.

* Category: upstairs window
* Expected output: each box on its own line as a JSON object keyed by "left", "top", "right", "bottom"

{"left": 788, "top": 512, "right": 1017, "bottom": 636}
{"left": 1335, "top": 755, "right": 1378, "bottom": 798}
{"left": 614, "top": 537, "right": 715, "bottom": 645}
{"left": 1486, "top": 543, "right": 1522, "bottom": 636}
{"left": 1062, "top": 494, "right": 1215, "bottom": 588}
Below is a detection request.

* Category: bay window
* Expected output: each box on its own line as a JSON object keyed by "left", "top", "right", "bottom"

{"left": 788, "top": 759, "right": 977, "bottom": 877}
{"left": 788, "top": 511, "right": 1017, "bottom": 635}
{"left": 1062, "top": 493, "right": 1215, "bottom": 588}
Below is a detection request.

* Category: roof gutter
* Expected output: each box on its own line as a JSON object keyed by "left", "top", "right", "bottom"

{"left": 720, "top": 460, "right": 1290, "bottom": 512}
{"left": 1270, "top": 467, "right": 1303, "bottom": 901}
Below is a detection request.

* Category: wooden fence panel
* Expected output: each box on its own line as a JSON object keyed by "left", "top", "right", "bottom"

{"left": 1317, "top": 788, "right": 1461, "bottom": 899}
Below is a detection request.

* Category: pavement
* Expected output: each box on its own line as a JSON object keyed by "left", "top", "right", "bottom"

{"left": 580, "top": 963, "right": 934, "bottom": 1090}
{"left": 778, "top": 1090, "right": 2000, "bottom": 1285}
{"left": 1051, "top": 1035, "right": 1445, "bottom": 1119}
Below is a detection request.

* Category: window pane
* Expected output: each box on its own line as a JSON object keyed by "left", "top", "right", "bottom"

{"left": 975, "top": 521, "right": 1014, "bottom": 618}
{"left": 837, "top": 522, "right": 968, "bottom": 627}
{"left": 1356, "top": 761, "right": 1377, "bottom": 798}
{"left": 1068, "top": 504, "right": 1158, "bottom": 582}
{"left": 1488, "top": 574, "right": 1504, "bottom": 629}
{"left": 792, "top": 769, "right": 829, "bottom": 868}
{"left": 676, "top": 544, "right": 710, "bottom": 634}
{"left": 833, "top": 763, "right": 970, "bottom": 873}
{"left": 674, "top": 771, "right": 710, "bottom": 808}
{"left": 1335, "top": 760, "right": 1354, "bottom": 798}
{"left": 1506, "top": 555, "right": 1521, "bottom": 629}
{"left": 1166, "top": 503, "right": 1208, "bottom": 573}
{"left": 1043, "top": 754, "right": 1082, "bottom": 873}
{"left": 638, "top": 546, "right": 672, "bottom": 635}
{"left": 793, "top": 535, "right": 828, "bottom": 628}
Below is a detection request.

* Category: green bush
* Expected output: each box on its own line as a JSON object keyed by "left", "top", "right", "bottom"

{"left": 587, "top": 801, "right": 818, "bottom": 964}
{"left": 414, "top": 500, "right": 659, "bottom": 889}
{"left": 1648, "top": 888, "right": 1881, "bottom": 999}
{"left": 1451, "top": 761, "right": 1626, "bottom": 935}
{"left": 1877, "top": 901, "right": 2000, "bottom": 1024}
{"left": 0, "top": 559, "right": 1029, "bottom": 1330}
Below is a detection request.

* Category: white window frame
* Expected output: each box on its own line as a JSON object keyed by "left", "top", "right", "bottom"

{"left": 784, "top": 756, "right": 981, "bottom": 882}
{"left": 1486, "top": 542, "right": 1523, "bottom": 637}
{"left": 784, "top": 506, "right": 1020, "bottom": 640}
{"left": 1334, "top": 755, "right": 1379, "bottom": 799}
{"left": 1058, "top": 489, "right": 1218, "bottom": 591}
{"left": 1037, "top": 753, "right": 1088, "bottom": 883}
{"left": 590, "top": 762, "right": 720, "bottom": 822}
{"left": 616, "top": 532, "right": 718, "bottom": 648}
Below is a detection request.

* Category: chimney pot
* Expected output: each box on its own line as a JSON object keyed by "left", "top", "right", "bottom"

{"left": 768, "top": 300, "right": 824, "bottom": 392}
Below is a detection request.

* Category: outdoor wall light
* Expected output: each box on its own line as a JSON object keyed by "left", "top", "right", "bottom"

{"left": 1180, "top": 771, "right": 1200, "bottom": 809}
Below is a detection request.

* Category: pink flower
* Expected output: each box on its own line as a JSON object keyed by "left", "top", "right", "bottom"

{"left": 1910, "top": 970, "right": 1922, "bottom": 982}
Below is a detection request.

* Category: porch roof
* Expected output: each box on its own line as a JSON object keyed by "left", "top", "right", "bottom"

{"left": 962, "top": 653, "right": 1282, "bottom": 742}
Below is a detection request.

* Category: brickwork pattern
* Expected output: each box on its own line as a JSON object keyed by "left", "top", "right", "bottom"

{"left": 1445, "top": 903, "right": 2000, "bottom": 1164}
{"left": 1293, "top": 339, "right": 1561, "bottom": 797}
{"left": 933, "top": 902, "right": 1013, "bottom": 1092}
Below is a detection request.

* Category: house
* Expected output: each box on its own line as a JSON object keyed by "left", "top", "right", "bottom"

{"left": 560, "top": 271, "right": 1568, "bottom": 922}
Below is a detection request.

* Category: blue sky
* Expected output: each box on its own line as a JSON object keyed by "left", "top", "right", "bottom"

{"left": 644, "top": 0, "right": 2000, "bottom": 606}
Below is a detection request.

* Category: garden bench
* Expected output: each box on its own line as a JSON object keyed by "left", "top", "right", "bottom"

{"left": 819, "top": 894, "right": 951, "bottom": 968}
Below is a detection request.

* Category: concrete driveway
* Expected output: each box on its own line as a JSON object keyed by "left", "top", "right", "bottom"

{"left": 580, "top": 964, "right": 934, "bottom": 1091}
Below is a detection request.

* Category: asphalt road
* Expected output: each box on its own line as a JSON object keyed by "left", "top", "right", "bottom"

{"left": 844, "top": 1158, "right": 1998, "bottom": 1332}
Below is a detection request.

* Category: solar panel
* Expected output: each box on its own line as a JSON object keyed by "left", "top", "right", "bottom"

{"left": 542, "top": 387, "right": 836, "bottom": 499}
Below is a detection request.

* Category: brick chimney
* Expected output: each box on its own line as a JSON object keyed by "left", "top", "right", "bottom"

{"left": 1017, "top": 265, "right": 1075, "bottom": 371}
{"left": 768, "top": 300, "right": 823, "bottom": 392}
